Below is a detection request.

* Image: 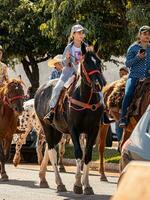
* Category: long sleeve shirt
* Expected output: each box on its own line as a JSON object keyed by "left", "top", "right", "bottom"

{"left": 125, "top": 43, "right": 150, "bottom": 79}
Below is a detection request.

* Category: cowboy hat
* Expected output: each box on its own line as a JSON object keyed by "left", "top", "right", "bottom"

{"left": 48, "top": 54, "right": 63, "bottom": 67}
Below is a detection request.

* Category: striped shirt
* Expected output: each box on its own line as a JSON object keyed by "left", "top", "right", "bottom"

{"left": 125, "top": 43, "right": 150, "bottom": 79}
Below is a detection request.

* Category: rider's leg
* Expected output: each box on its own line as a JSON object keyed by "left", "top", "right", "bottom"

{"left": 119, "top": 77, "right": 138, "bottom": 127}
{"left": 43, "top": 79, "right": 64, "bottom": 123}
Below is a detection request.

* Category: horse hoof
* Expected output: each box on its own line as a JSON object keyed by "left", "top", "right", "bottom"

{"left": 57, "top": 184, "right": 67, "bottom": 192}
{"left": 40, "top": 180, "right": 49, "bottom": 188}
{"left": 84, "top": 187, "right": 94, "bottom": 195}
{"left": 100, "top": 175, "right": 108, "bottom": 182}
{"left": 59, "top": 166, "right": 66, "bottom": 173}
{"left": 73, "top": 185, "right": 83, "bottom": 194}
{"left": 1, "top": 174, "right": 9, "bottom": 181}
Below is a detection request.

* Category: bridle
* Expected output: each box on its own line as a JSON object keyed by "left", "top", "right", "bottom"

{"left": 2, "top": 95, "right": 26, "bottom": 108}
{"left": 69, "top": 62, "right": 102, "bottom": 112}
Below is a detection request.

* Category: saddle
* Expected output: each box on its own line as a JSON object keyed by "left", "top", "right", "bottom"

{"left": 107, "top": 77, "right": 150, "bottom": 117}
{"left": 57, "top": 75, "right": 77, "bottom": 112}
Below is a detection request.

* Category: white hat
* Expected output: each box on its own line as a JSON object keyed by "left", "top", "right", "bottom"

{"left": 71, "top": 24, "right": 85, "bottom": 33}
{"left": 48, "top": 54, "right": 63, "bottom": 67}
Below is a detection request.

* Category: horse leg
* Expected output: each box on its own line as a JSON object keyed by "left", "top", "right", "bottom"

{"left": 80, "top": 134, "right": 85, "bottom": 171}
{"left": 98, "top": 124, "right": 109, "bottom": 181}
{"left": 0, "top": 142, "right": 8, "bottom": 181}
{"left": 39, "top": 144, "right": 49, "bottom": 188}
{"left": 82, "top": 129, "right": 99, "bottom": 195}
{"left": 48, "top": 147, "right": 67, "bottom": 192}
{"left": 3, "top": 138, "right": 12, "bottom": 161}
{"left": 58, "top": 135, "right": 66, "bottom": 172}
{"left": 13, "top": 127, "right": 31, "bottom": 166}
{"left": 70, "top": 127, "right": 83, "bottom": 194}
{"left": 36, "top": 129, "right": 45, "bottom": 164}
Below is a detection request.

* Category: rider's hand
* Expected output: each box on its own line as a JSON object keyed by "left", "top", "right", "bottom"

{"left": 66, "top": 51, "right": 71, "bottom": 61}
{"left": 137, "top": 51, "right": 145, "bottom": 59}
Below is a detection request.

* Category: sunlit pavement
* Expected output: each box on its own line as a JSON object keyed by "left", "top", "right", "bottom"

{"left": 0, "top": 164, "right": 119, "bottom": 200}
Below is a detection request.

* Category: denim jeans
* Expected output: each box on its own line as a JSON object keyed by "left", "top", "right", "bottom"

{"left": 121, "top": 77, "right": 138, "bottom": 119}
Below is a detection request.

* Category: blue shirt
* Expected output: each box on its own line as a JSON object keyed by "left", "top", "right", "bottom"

{"left": 125, "top": 43, "right": 150, "bottom": 79}
{"left": 48, "top": 68, "right": 61, "bottom": 80}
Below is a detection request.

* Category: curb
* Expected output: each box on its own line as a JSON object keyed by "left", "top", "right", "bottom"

{"left": 63, "top": 158, "right": 119, "bottom": 173}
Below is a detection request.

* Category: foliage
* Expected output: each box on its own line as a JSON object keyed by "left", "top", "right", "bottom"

{"left": 126, "top": 1, "right": 150, "bottom": 42}
{"left": 41, "top": 0, "right": 130, "bottom": 61}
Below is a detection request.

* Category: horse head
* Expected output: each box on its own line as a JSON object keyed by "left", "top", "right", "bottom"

{"left": 80, "top": 42, "right": 104, "bottom": 92}
{"left": 2, "top": 79, "right": 25, "bottom": 115}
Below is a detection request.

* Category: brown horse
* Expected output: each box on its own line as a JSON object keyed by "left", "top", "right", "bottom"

{"left": 0, "top": 79, "right": 25, "bottom": 181}
{"left": 98, "top": 77, "right": 150, "bottom": 181}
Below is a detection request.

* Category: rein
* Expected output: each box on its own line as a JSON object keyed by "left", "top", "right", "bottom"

{"left": 69, "top": 63, "right": 102, "bottom": 112}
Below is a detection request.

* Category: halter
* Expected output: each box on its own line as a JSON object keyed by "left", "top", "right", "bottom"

{"left": 2, "top": 95, "right": 26, "bottom": 108}
{"left": 69, "top": 62, "right": 102, "bottom": 112}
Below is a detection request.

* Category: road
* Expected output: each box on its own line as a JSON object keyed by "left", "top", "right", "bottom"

{"left": 0, "top": 164, "right": 119, "bottom": 200}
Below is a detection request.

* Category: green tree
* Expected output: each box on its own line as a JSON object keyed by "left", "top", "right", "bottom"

{"left": 126, "top": 1, "right": 150, "bottom": 42}
{"left": 0, "top": 0, "right": 53, "bottom": 97}
{"left": 41, "top": 0, "right": 130, "bottom": 61}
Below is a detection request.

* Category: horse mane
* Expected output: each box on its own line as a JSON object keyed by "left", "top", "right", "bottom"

{"left": 103, "top": 75, "right": 128, "bottom": 109}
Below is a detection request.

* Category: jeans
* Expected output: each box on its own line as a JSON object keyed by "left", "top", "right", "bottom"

{"left": 121, "top": 77, "right": 138, "bottom": 119}
{"left": 115, "top": 122, "right": 123, "bottom": 141}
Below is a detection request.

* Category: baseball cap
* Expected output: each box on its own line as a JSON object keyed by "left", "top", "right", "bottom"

{"left": 48, "top": 54, "right": 63, "bottom": 67}
{"left": 139, "top": 25, "right": 150, "bottom": 33}
{"left": 71, "top": 24, "right": 86, "bottom": 33}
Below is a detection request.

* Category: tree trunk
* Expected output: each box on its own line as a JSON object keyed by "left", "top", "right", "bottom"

{"left": 21, "top": 55, "right": 39, "bottom": 98}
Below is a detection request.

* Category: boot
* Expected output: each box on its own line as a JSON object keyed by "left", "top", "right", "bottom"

{"left": 43, "top": 108, "right": 55, "bottom": 124}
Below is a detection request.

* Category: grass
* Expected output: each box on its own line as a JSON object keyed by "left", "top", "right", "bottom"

{"left": 63, "top": 144, "right": 121, "bottom": 164}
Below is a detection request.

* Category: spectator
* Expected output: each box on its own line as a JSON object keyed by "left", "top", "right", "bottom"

{"left": 0, "top": 45, "right": 8, "bottom": 86}
{"left": 48, "top": 55, "right": 63, "bottom": 80}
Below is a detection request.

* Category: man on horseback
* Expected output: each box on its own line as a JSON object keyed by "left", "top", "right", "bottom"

{"left": 0, "top": 45, "right": 8, "bottom": 87}
{"left": 43, "top": 24, "right": 87, "bottom": 123}
{"left": 119, "top": 25, "right": 150, "bottom": 128}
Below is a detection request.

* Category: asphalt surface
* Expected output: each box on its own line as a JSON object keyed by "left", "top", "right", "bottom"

{"left": 0, "top": 164, "right": 119, "bottom": 200}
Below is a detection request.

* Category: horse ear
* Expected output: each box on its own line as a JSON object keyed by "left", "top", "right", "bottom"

{"left": 81, "top": 42, "right": 86, "bottom": 55}
{"left": 94, "top": 41, "right": 99, "bottom": 53}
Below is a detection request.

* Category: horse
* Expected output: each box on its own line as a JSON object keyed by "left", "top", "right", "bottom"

{"left": 0, "top": 79, "right": 25, "bottom": 181}
{"left": 12, "top": 98, "right": 72, "bottom": 172}
{"left": 98, "top": 77, "right": 150, "bottom": 181}
{"left": 34, "top": 44, "right": 104, "bottom": 195}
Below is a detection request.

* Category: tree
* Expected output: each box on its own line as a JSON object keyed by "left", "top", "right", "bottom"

{"left": 126, "top": 1, "right": 150, "bottom": 42}
{"left": 0, "top": 0, "right": 131, "bottom": 96}
{"left": 40, "top": 0, "right": 130, "bottom": 61}
{"left": 0, "top": 0, "right": 53, "bottom": 97}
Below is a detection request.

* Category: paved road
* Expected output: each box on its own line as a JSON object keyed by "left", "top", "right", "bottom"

{"left": 0, "top": 164, "right": 119, "bottom": 200}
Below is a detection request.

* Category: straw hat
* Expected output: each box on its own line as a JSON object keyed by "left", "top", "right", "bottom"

{"left": 48, "top": 54, "right": 63, "bottom": 67}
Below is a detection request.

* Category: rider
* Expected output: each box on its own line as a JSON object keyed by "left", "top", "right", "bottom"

{"left": 43, "top": 24, "right": 87, "bottom": 123}
{"left": 0, "top": 45, "right": 8, "bottom": 86}
{"left": 119, "top": 25, "right": 150, "bottom": 128}
{"left": 48, "top": 55, "right": 63, "bottom": 80}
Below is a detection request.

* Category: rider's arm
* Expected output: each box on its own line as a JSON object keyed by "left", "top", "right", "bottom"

{"left": 61, "top": 45, "right": 71, "bottom": 67}
{"left": 125, "top": 45, "right": 141, "bottom": 69}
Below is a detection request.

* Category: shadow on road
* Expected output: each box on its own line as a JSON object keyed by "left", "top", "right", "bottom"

{"left": 57, "top": 191, "right": 112, "bottom": 200}
{"left": 0, "top": 179, "right": 39, "bottom": 189}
